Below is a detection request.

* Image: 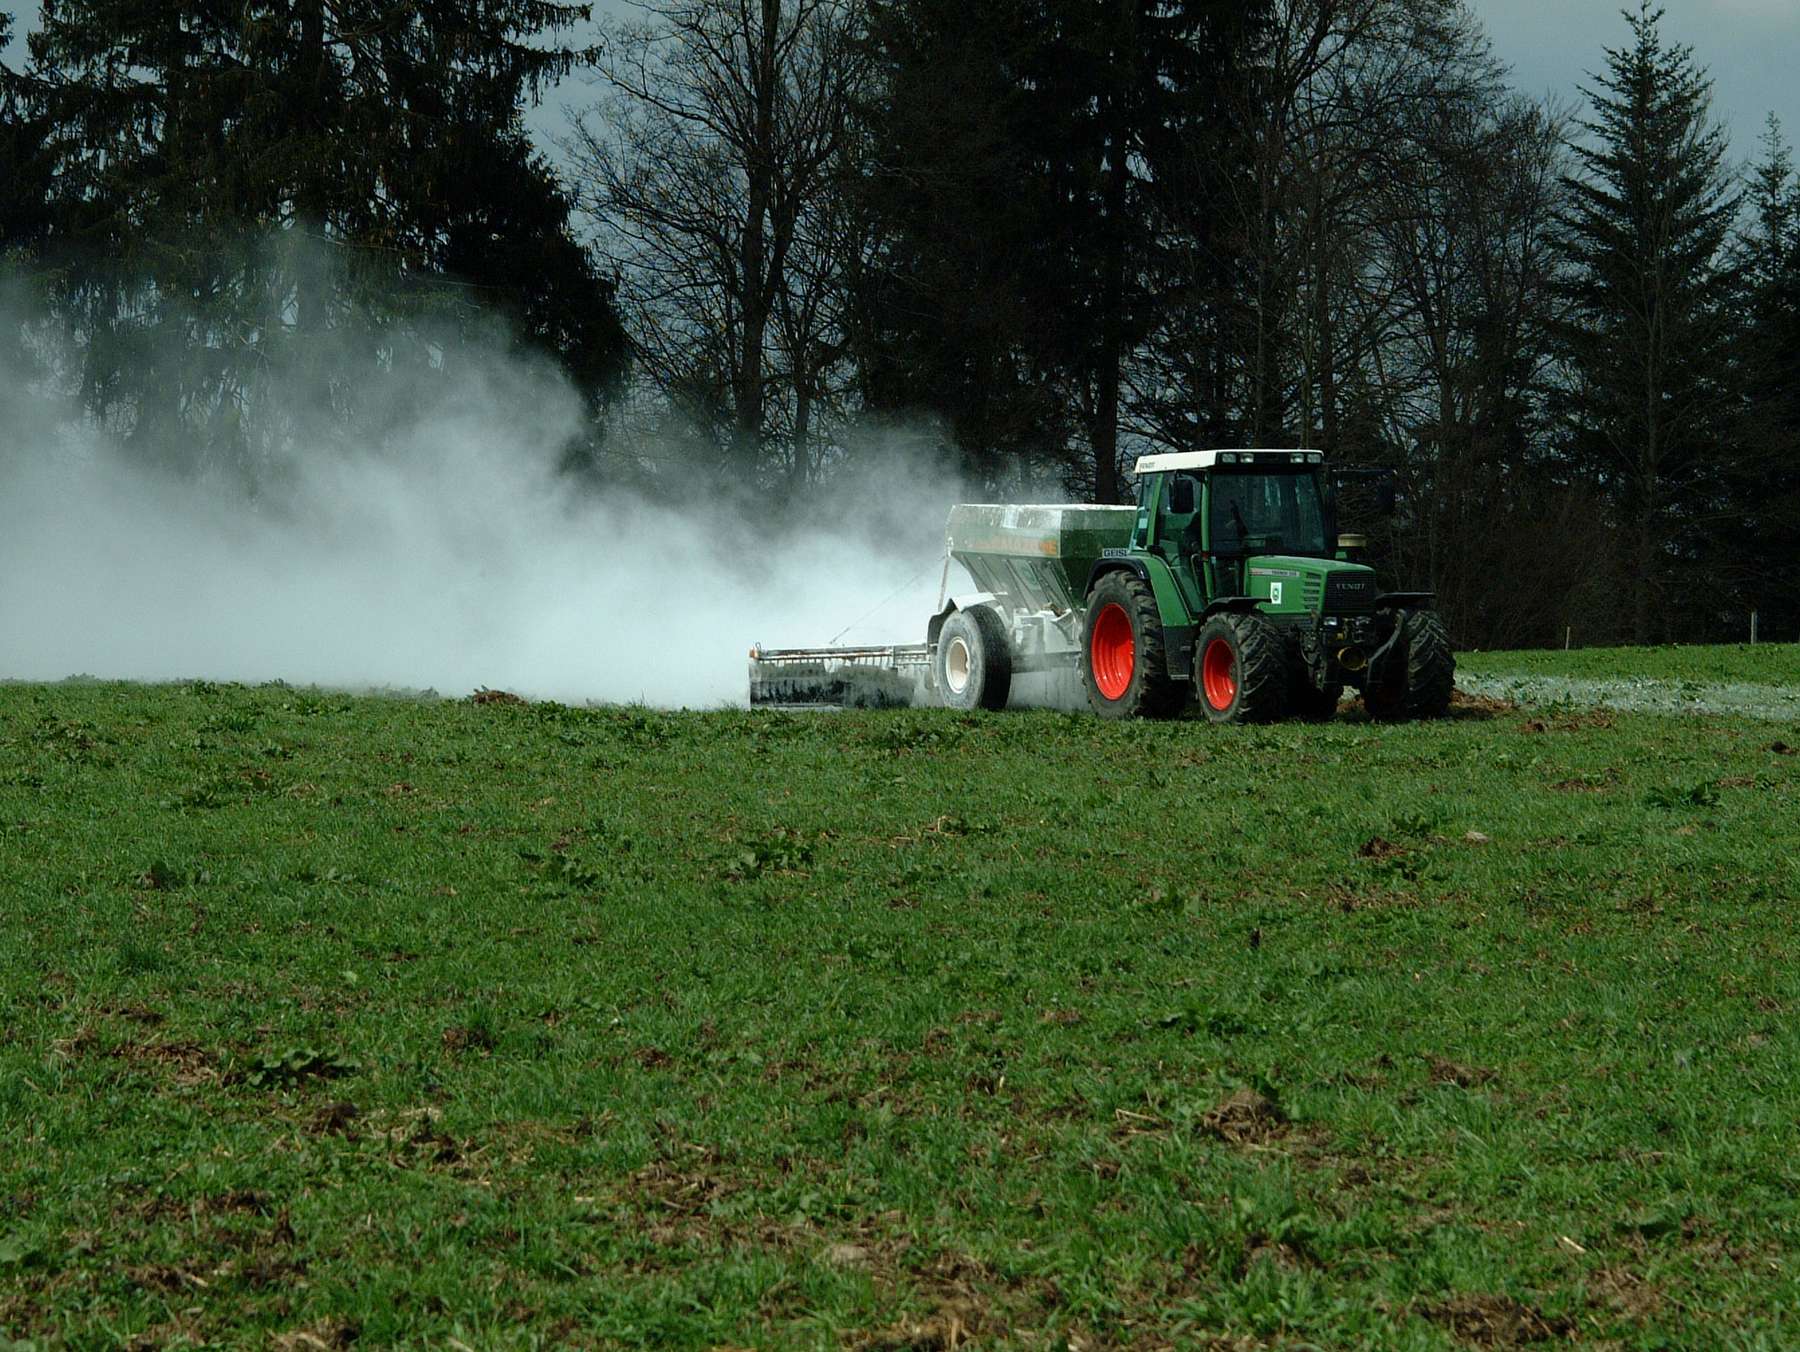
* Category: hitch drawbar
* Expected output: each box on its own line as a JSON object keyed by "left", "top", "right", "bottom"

{"left": 747, "top": 644, "right": 931, "bottom": 709}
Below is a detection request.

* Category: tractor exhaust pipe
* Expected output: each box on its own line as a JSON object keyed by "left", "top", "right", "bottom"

{"left": 1335, "top": 644, "right": 1368, "bottom": 673}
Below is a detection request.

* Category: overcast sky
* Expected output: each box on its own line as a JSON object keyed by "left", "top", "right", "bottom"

{"left": 5, "top": 0, "right": 1799, "bottom": 171}
{"left": 1478, "top": 0, "right": 1800, "bottom": 162}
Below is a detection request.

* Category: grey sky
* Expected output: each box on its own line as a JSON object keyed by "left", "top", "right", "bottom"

{"left": 6, "top": 0, "right": 1799, "bottom": 172}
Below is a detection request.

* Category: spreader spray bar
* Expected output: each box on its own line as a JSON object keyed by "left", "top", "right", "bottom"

{"left": 747, "top": 644, "right": 932, "bottom": 709}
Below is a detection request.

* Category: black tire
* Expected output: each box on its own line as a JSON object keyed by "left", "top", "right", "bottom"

{"left": 1400, "top": 609, "right": 1454, "bottom": 719}
{"left": 935, "top": 605, "right": 1012, "bottom": 711}
{"left": 1081, "top": 571, "right": 1185, "bottom": 719}
{"left": 1361, "top": 608, "right": 1454, "bottom": 720}
{"left": 1289, "top": 669, "right": 1344, "bottom": 722}
{"left": 1195, "top": 611, "right": 1289, "bottom": 724}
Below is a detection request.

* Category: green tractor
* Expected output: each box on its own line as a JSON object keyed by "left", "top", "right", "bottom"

{"left": 749, "top": 448, "right": 1453, "bottom": 722}
{"left": 1067, "top": 447, "right": 1452, "bottom": 722}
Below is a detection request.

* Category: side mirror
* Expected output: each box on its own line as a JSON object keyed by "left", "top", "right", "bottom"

{"left": 1168, "top": 475, "right": 1196, "bottom": 515}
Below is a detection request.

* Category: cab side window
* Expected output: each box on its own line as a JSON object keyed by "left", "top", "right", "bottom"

{"left": 1158, "top": 473, "right": 1202, "bottom": 554}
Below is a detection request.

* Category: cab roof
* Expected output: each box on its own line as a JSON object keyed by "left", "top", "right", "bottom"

{"left": 1133, "top": 449, "right": 1324, "bottom": 474}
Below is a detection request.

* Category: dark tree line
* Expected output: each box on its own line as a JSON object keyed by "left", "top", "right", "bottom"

{"left": 4, "top": 0, "right": 1797, "bottom": 644}
{"left": 2, "top": 0, "right": 626, "bottom": 476}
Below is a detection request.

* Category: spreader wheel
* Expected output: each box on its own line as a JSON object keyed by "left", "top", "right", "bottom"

{"left": 1194, "top": 611, "right": 1289, "bottom": 724}
{"left": 1081, "top": 571, "right": 1184, "bottom": 719}
{"left": 934, "top": 605, "right": 1012, "bottom": 711}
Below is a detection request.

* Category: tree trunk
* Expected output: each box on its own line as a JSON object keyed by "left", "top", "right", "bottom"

{"left": 734, "top": 0, "right": 782, "bottom": 471}
{"left": 791, "top": 376, "right": 812, "bottom": 493}
{"left": 1095, "top": 162, "right": 1126, "bottom": 503}
{"left": 1250, "top": 116, "right": 1278, "bottom": 444}
{"left": 1092, "top": 0, "right": 1135, "bottom": 505}
{"left": 1312, "top": 190, "right": 1336, "bottom": 451}
{"left": 1633, "top": 486, "right": 1656, "bottom": 644}
{"left": 292, "top": 0, "right": 330, "bottom": 442}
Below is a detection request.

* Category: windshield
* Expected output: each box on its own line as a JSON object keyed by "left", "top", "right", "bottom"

{"left": 1209, "top": 469, "right": 1328, "bottom": 556}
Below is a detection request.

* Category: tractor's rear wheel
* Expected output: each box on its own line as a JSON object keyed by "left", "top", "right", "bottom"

{"left": 1362, "top": 608, "right": 1454, "bottom": 720}
{"left": 1081, "top": 572, "right": 1185, "bottom": 719}
{"left": 1195, "top": 612, "right": 1289, "bottom": 724}
{"left": 935, "top": 605, "right": 1012, "bottom": 711}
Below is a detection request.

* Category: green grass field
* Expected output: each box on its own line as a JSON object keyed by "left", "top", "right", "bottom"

{"left": 4, "top": 649, "right": 1799, "bottom": 1349}
{"left": 1459, "top": 643, "right": 1797, "bottom": 686}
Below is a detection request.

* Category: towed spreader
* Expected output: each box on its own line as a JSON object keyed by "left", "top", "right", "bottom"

{"left": 749, "top": 449, "right": 1454, "bottom": 722}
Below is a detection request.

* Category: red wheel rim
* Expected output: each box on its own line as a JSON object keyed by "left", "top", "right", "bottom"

{"left": 1201, "top": 637, "right": 1238, "bottom": 710}
{"left": 1090, "top": 604, "right": 1135, "bottom": 700}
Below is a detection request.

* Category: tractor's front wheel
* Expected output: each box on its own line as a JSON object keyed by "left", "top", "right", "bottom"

{"left": 1362, "top": 609, "right": 1454, "bottom": 720}
{"left": 935, "top": 605, "right": 1012, "bottom": 711}
{"left": 1081, "top": 572, "right": 1185, "bottom": 719}
{"left": 1195, "top": 612, "right": 1289, "bottom": 724}
{"left": 1400, "top": 609, "right": 1454, "bottom": 718}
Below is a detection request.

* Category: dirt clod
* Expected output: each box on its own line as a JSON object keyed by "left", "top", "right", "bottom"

{"left": 1451, "top": 691, "right": 1515, "bottom": 716}
{"left": 270, "top": 1320, "right": 360, "bottom": 1351}
{"left": 1419, "top": 1293, "right": 1573, "bottom": 1346}
{"left": 310, "top": 1100, "right": 360, "bottom": 1137}
{"left": 854, "top": 1303, "right": 982, "bottom": 1351}
{"left": 1425, "top": 1055, "right": 1498, "bottom": 1089}
{"left": 1201, "top": 1088, "right": 1287, "bottom": 1145}
{"left": 441, "top": 1025, "right": 495, "bottom": 1054}
{"left": 469, "top": 688, "right": 525, "bottom": 706}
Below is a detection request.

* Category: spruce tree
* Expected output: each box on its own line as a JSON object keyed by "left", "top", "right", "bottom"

{"left": 1, "top": 12, "right": 57, "bottom": 406}
{"left": 1727, "top": 116, "right": 1800, "bottom": 635}
{"left": 1555, "top": 2, "right": 1740, "bottom": 642}
{"left": 850, "top": 0, "right": 1073, "bottom": 486}
{"left": 1, "top": 13, "right": 54, "bottom": 263}
{"left": 852, "top": 0, "right": 1265, "bottom": 495}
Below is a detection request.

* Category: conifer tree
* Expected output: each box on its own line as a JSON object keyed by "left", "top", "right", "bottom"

{"left": 1725, "top": 116, "right": 1800, "bottom": 634}
{"left": 25, "top": 0, "right": 625, "bottom": 465}
{"left": 1, "top": 13, "right": 54, "bottom": 264}
{"left": 1555, "top": 2, "right": 1740, "bottom": 642}
{"left": 851, "top": 0, "right": 1265, "bottom": 495}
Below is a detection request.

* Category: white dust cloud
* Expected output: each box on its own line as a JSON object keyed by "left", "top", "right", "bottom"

{"left": 0, "top": 322, "right": 968, "bottom": 708}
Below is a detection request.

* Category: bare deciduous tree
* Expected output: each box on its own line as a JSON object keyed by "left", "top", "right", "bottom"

{"left": 568, "top": 0, "right": 865, "bottom": 480}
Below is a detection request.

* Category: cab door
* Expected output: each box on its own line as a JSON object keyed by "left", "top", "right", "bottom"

{"left": 1199, "top": 476, "right": 1243, "bottom": 599}
{"left": 1153, "top": 472, "right": 1209, "bottom": 614}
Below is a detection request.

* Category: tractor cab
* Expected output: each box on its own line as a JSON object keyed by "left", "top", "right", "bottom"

{"left": 1132, "top": 448, "right": 1365, "bottom": 620}
{"left": 1140, "top": 450, "right": 1336, "bottom": 609}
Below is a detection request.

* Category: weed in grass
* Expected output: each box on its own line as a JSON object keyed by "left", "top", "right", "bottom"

{"left": 134, "top": 860, "right": 209, "bottom": 891}
{"left": 723, "top": 827, "right": 816, "bottom": 880}
{"left": 238, "top": 1047, "right": 360, "bottom": 1088}
{"left": 1644, "top": 780, "right": 1723, "bottom": 809}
